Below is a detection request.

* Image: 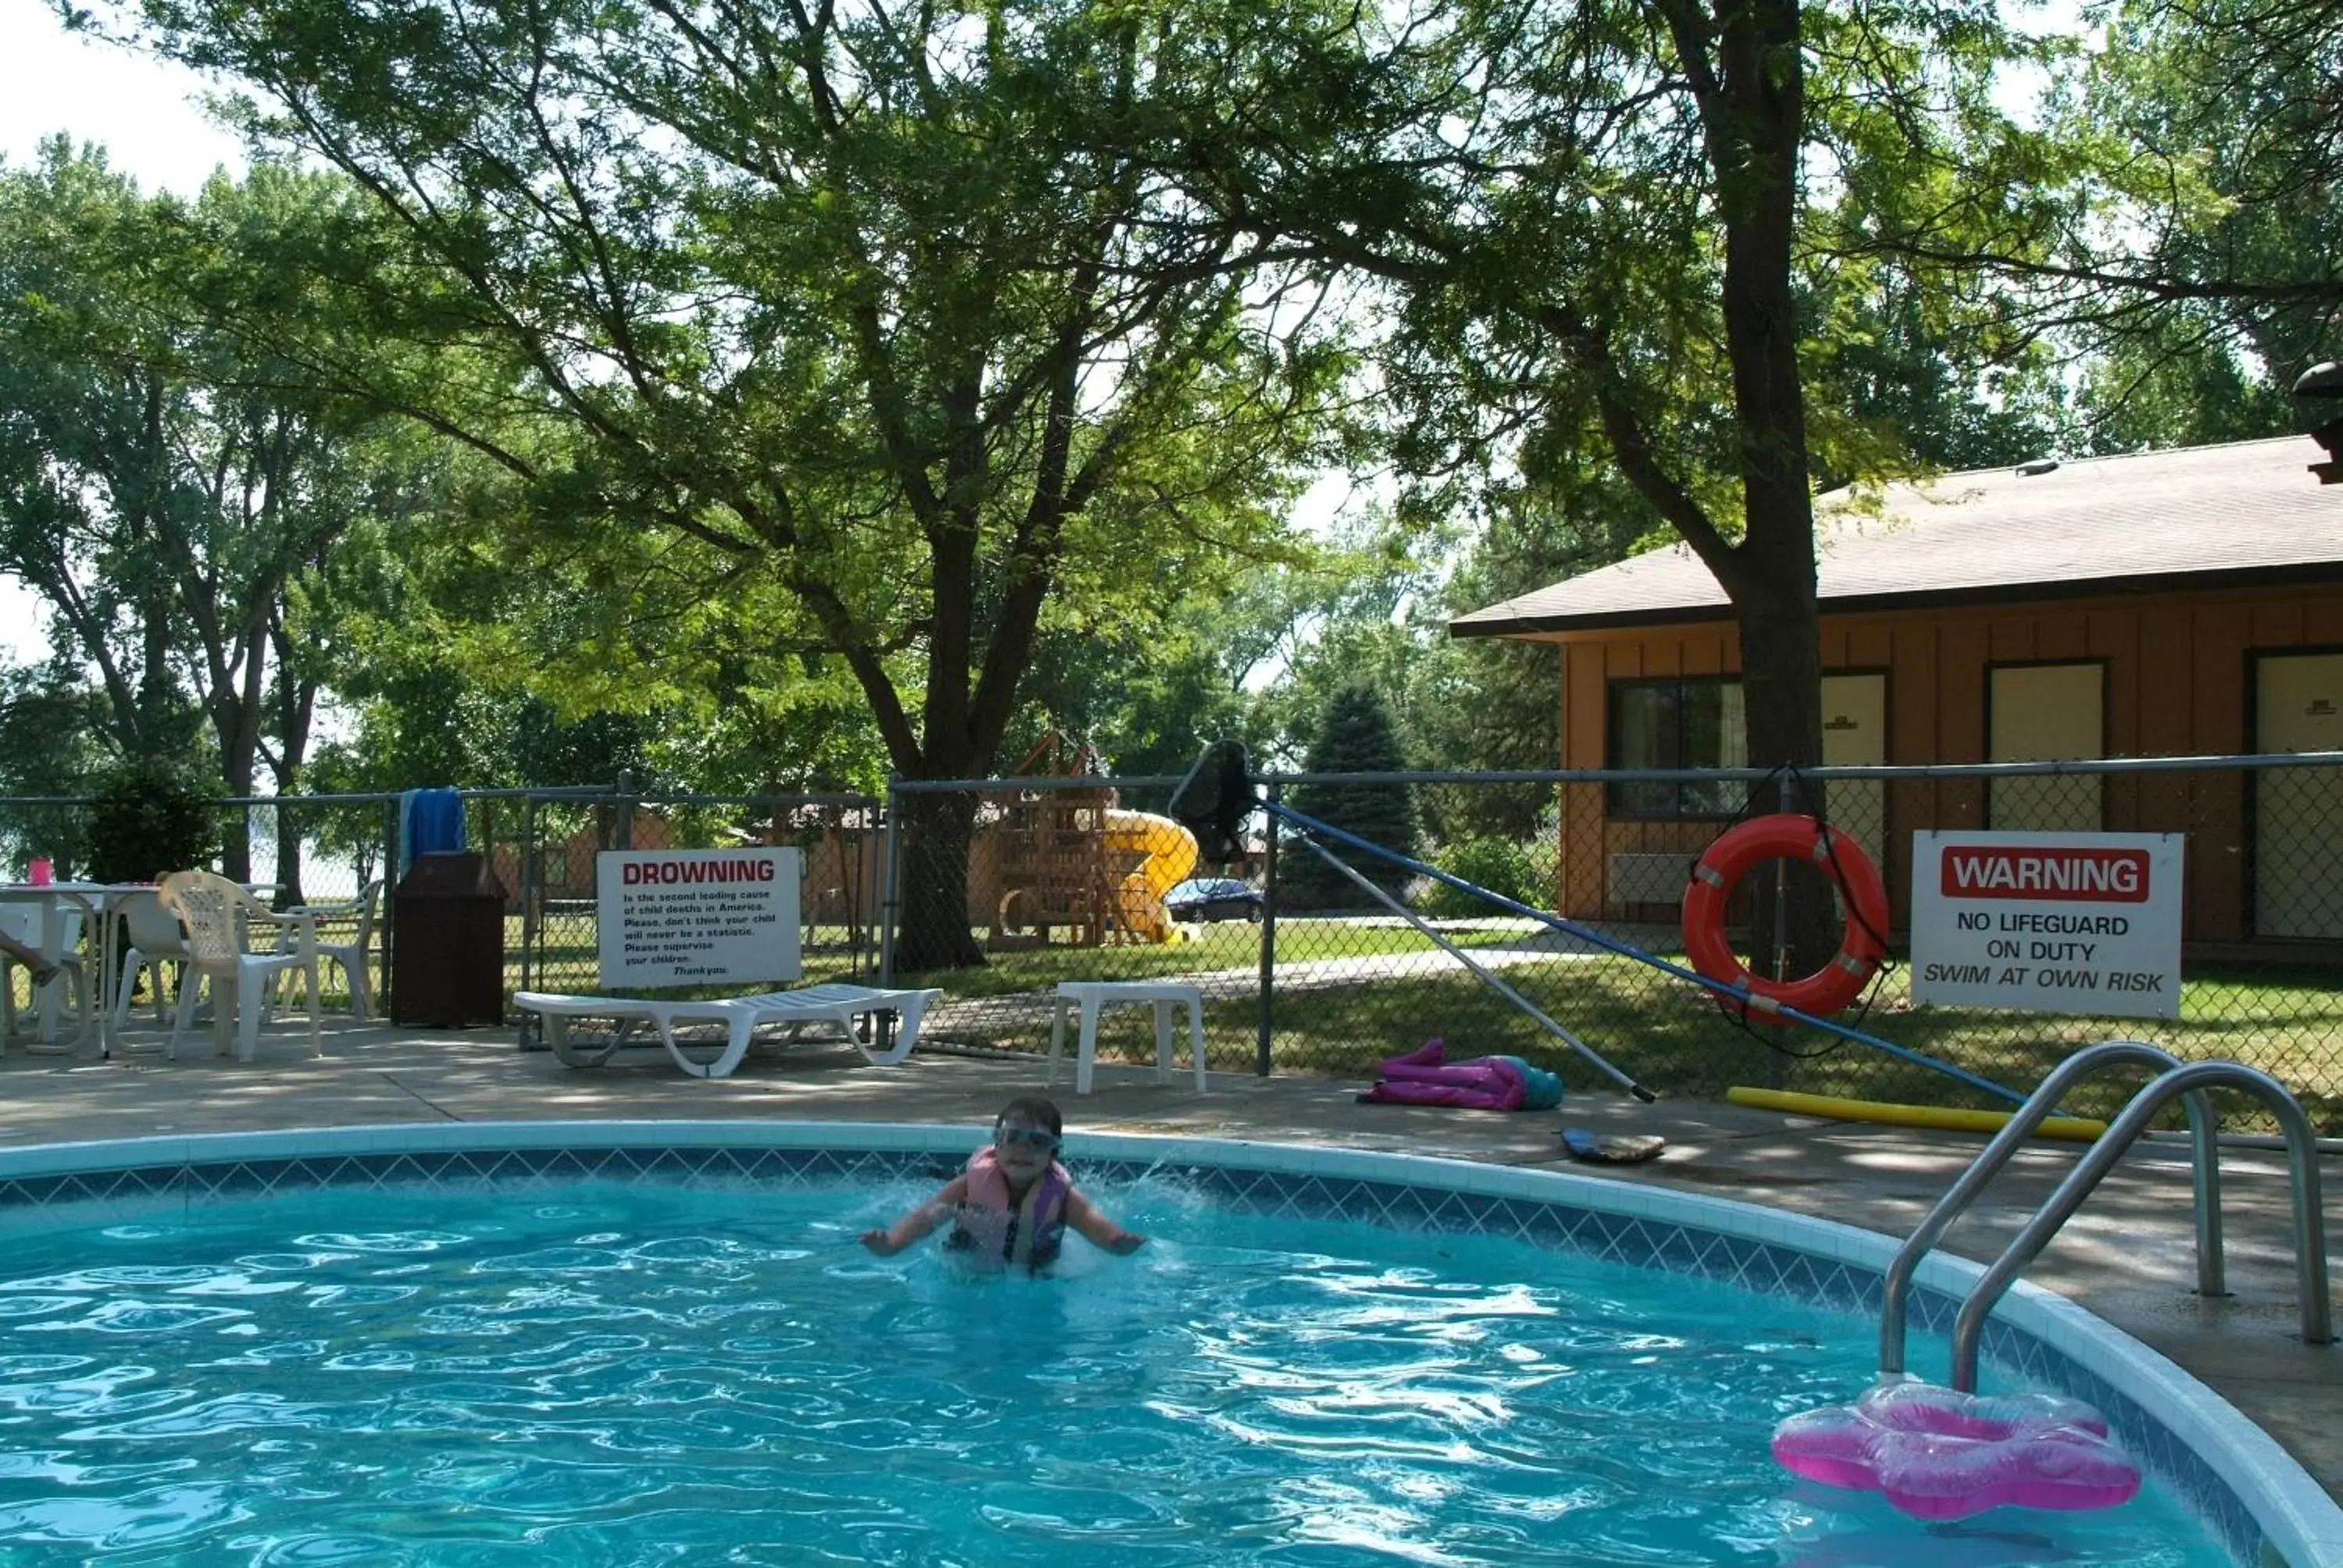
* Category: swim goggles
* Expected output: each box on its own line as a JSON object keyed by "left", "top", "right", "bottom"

{"left": 995, "top": 1126, "right": 1060, "bottom": 1150}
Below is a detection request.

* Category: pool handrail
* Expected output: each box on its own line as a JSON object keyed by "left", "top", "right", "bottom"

{"left": 1878, "top": 1039, "right": 2223, "bottom": 1378}
{"left": 1950, "top": 1059, "right": 2333, "bottom": 1392}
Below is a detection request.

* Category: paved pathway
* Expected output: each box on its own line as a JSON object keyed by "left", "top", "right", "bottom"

{"left": 0, "top": 1016, "right": 2334, "bottom": 1506}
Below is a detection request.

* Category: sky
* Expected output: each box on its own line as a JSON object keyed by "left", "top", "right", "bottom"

{"left": 1, "top": 0, "right": 246, "bottom": 667}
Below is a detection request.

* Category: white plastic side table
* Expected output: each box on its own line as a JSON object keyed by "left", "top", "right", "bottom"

{"left": 1047, "top": 980, "right": 1208, "bottom": 1096}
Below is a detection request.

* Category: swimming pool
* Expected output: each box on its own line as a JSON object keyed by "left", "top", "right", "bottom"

{"left": 0, "top": 1123, "right": 2331, "bottom": 1565}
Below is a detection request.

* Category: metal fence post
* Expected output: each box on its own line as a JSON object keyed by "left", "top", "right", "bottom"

{"left": 1257, "top": 778, "right": 1280, "bottom": 1077}
{"left": 1770, "top": 769, "right": 1799, "bottom": 985}
{"left": 383, "top": 795, "right": 402, "bottom": 1020}
{"left": 879, "top": 777, "right": 902, "bottom": 987}
{"left": 518, "top": 791, "right": 539, "bottom": 1049}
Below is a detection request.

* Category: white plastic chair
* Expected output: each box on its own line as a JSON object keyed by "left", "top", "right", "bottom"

{"left": 276, "top": 880, "right": 381, "bottom": 1021}
{"left": 112, "top": 889, "right": 191, "bottom": 1031}
{"left": 0, "top": 904, "right": 91, "bottom": 1054}
{"left": 157, "top": 871, "right": 322, "bottom": 1061}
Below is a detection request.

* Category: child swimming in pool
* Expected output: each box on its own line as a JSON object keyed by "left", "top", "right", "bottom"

{"left": 859, "top": 1096, "right": 1146, "bottom": 1272}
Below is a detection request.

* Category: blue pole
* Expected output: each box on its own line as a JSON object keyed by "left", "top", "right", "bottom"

{"left": 1268, "top": 800, "right": 2025, "bottom": 1107}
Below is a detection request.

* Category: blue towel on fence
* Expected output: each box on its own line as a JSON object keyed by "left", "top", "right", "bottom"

{"left": 399, "top": 788, "right": 467, "bottom": 875}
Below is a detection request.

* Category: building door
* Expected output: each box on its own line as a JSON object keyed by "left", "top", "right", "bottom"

{"left": 1988, "top": 662, "right": 2105, "bottom": 831}
{"left": 2253, "top": 652, "right": 2343, "bottom": 939}
{"left": 1821, "top": 673, "right": 1887, "bottom": 853}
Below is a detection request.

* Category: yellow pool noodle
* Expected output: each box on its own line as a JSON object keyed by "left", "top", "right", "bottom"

{"left": 1725, "top": 1087, "right": 2107, "bottom": 1143}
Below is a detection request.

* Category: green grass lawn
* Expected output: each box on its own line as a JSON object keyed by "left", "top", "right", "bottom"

{"left": 1190, "top": 950, "right": 2343, "bottom": 1133}
{"left": 891, "top": 918, "right": 1535, "bottom": 997}
{"left": 902, "top": 931, "right": 2343, "bottom": 1134}
{"left": 447, "top": 910, "right": 2342, "bottom": 1133}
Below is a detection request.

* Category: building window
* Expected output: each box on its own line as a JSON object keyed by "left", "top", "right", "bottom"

{"left": 1607, "top": 679, "right": 1747, "bottom": 818}
{"left": 2252, "top": 650, "right": 2343, "bottom": 939}
{"left": 1987, "top": 661, "right": 2104, "bottom": 832}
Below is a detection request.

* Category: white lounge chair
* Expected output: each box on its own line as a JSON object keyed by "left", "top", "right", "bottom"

{"left": 513, "top": 982, "right": 943, "bottom": 1079}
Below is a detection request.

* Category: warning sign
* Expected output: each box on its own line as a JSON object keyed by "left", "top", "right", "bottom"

{"left": 596, "top": 848, "right": 802, "bottom": 987}
{"left": 1910, "top": 832, "right": 2183, "bottom": 1019}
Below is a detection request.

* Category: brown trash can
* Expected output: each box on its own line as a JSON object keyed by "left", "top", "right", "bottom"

{"left": 390, "top": 851, "right": 508, "bottom": 1027}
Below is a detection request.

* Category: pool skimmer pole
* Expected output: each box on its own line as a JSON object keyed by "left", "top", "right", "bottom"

{"left": 1284, "top": 830, "right": 1656, "bottom": 1101}
{"left": 1271, "top": 799, "right": 2023, "bottom": 1107}
{"left": 1167, "top": 739, "right": 2026, "bottom": 1108}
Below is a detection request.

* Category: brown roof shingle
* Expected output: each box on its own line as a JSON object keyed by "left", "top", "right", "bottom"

{"left": 1449, "top": 435, "right": 2343, "bottom": 638}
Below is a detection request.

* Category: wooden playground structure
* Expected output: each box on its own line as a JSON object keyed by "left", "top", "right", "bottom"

{"left": 979, "top": 736, "right": 1200, "bottom": 952}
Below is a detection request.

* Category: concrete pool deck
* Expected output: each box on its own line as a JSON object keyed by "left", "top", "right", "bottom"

{"left": 0, "top": 1017, "right": 2335, "bottom": 1508}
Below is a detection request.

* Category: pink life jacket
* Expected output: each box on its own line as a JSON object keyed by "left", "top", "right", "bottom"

{"left": 950, "top": 1146, "right": 1072, "bottom": 1271}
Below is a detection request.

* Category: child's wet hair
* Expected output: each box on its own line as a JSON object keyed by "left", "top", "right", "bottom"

{"left": 994, "top": 1096, "right": 1064, "bottom": 1139}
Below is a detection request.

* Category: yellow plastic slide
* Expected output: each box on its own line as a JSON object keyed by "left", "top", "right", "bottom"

{"left": 1104, "top": 810, "right": 1199, "bottom": 943}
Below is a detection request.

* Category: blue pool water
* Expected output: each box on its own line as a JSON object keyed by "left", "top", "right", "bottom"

{"left": 0, "top": 1174, "right": 2230, "bottom": 1566}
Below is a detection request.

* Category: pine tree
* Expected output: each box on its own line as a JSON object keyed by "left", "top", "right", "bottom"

{"left": 1282, "top": 685, "right": 1418, "bottom": 908}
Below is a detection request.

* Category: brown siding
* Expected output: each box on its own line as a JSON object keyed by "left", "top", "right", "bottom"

{"left": 1545, "top": 582, "right": 2342, "bottom": 942}
{"left": 2191, "top": 604, "right": 2252, "bottom": 937}
{"left": 1559, "top": 643, "right": 1610, "bottom": 913}
{"left": 1845, "top": 622, "right": 1894, "bottom": 670}
{"left": 2092, "top": 611, "right": 2141, "bottom": 831}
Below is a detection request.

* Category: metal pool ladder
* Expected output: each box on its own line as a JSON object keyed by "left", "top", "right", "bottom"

{"left": 1878, "top": 1040, "right": 2333, "bottom": 1392}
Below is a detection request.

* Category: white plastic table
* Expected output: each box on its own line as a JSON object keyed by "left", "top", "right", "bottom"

{"left": 0, "top": 881, "right": 134, "bottom": 1057}
{"left": 1047, "top": 980, "right": 1208, "bottom": 1096}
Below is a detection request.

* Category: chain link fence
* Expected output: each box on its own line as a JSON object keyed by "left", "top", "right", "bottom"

{"left": 2, "top": 786, "right": 881, "bottom": 1027}
{"left": 506, "top": 789, "right": 883, "bottom": 1003}
{"left": 877, "top": 775, "right": 1236, "bottom": 1064}
{"left": 2, "top": 791, "right": 398, "bottom": 1017}
{"left": 10, "top": 757, "right": 2341, "bottom": 1133}
{"left": 883, "top": 756, "right": 2343, "bottom": 1134}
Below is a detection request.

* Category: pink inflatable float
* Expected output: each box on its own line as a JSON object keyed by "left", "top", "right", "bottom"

{"left": 1772, "top": 1380, "right": 2141, "bottom": 1520}
{"left": 1357, "top": 1039, "right": 1563, "bottom": 1110}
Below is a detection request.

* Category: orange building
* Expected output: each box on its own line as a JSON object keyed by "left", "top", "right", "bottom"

{"left": 1450, "top": 435, "right": 2343, "bottom": 949}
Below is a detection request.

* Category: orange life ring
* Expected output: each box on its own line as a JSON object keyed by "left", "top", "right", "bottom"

{"left": 1680, "top": 814, "right": 1890, "bottom": 1025}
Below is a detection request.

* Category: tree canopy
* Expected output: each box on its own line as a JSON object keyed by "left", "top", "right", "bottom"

{"left": 0, "top": 144, "right": 444, "bottom": 884}
{"left": 84, "top": 0, "right": 1358, "bottom": 962}
{"left": 1283, "top": 682, "right": 1420, "bottom": 908}
{"left": 7, "top": 0, "right": 2331, "bottom": 931}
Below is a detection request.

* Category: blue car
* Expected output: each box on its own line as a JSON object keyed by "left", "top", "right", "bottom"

{"left": 1166, "top": 877, "right": 1265, "bottom": 923}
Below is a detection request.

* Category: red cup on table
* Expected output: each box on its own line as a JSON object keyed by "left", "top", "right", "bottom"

{"left": 27, "top": 858, "right": 52, "bottom": 886}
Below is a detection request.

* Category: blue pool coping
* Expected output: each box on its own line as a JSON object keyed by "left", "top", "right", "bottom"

{"left": 0, "top": 1120, "right": 2333, "bottom": 1566}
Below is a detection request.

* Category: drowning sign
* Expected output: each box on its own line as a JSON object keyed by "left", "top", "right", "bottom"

{"left": 597, "top": 847, "right": 802, "bottom": 987}
{"left": 1909, "top": 832, "right": 2183, "bottom": 1019}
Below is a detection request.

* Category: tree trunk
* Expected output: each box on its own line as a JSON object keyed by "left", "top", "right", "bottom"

{"left": 273, "top": 804, "right": 306, "bottom": 908}
{"left": 267, "top": 640, "right": 319, "bottom": 908}
{"left": 1733, "top": 543, "right": 1823, "bottom": 784}
{"left": 217, "top": 714, "right": 257, "bottom": 885}
{"left": 892, "top": 787, "right": 986, "bottom": 973}
{"left": 1702, "top": 0, "right": 1838, "bottom": 984}
{"left": 1735, "top": 545, "right": 1840, "bottom": 979}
